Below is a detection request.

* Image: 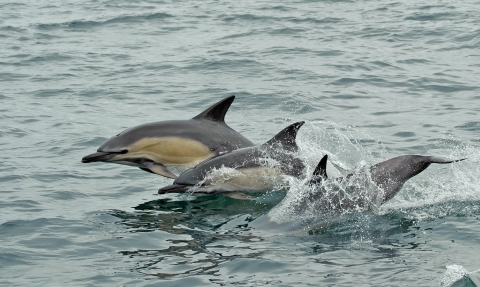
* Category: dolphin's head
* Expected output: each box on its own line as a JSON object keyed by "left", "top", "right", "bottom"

{"left": 81, "top": 128, "right": 139, "bottom": 164}
{"left": 82, "top": 122, "right": 216, "bottom": 167}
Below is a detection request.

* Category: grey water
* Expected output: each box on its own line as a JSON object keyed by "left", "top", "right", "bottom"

{"left": 1, "top": 0, "right": 480, "bottom": 286}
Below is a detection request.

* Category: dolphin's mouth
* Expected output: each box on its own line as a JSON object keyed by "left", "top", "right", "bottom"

{"left": 81, "top": 152, "right": 117, "bottom": 163}
{"left": 158, "top": 184, "right": 191, "bottom": 194}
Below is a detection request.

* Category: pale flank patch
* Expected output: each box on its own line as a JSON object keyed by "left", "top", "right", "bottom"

{"left": 192, "top": 166, "right": 285, "bottom": 193}
{"left": 113, "top": 137, "right": 215, "bottom": 166}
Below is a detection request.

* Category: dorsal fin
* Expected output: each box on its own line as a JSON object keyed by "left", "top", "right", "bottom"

{"left": 262, "top": 121, "right": 305, "bottom": 151}
{"left": 192, "top": 95, "right": 235, "bottom": 122}
{"left": 313, "top": 154, "right": 328, "bottom": 181}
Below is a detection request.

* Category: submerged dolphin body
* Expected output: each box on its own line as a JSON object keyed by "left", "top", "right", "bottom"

{"left": 297, "top": 154, "right": 466, "bottom": 214}
{"left": 158, "top": 121, "right": 306, "bottom": 199}
{"left": 82, "top": 96, "right": 254, "bottom": 178}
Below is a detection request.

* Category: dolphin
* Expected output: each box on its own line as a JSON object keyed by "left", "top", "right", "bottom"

{"left": 298, "top": 154, "right": 466, "bottom": 214}
{"left": 81, "top": 96, "right": 254, "bottom": 178}
{"left": 158, "top": 121, "right": 306, "bottom": 199}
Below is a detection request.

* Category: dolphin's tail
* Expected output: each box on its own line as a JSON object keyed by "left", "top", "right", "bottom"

{"left": 426, "top": 156, "right": 467, "bottom": 164}
{"left": 158, "top": 184, "right": 190, "bottom": 194}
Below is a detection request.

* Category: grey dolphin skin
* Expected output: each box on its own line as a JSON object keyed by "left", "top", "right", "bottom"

{"left": 158, "top": 121, "right": 306, "bottom": 199}
{"left": 305, "top": 154, "right": 466, "bottom": 213}
{"left": 81, "top": 96, "right": 254, "bottom": 179}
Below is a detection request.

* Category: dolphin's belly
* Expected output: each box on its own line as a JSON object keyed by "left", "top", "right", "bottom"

{"left": 193, "top": 167, "right": 286, "bottom": 194}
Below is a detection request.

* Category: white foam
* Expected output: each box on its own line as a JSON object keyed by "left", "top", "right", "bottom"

{"left": 269, "top": 121, "right": 480, "bottom": 224}
{"left": 441, "top": 264, "right": 480, "bottom": 286}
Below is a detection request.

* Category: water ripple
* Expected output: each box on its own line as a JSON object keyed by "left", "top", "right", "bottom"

{"left": 36, "top": 12, "right": 174, "bottom": 30}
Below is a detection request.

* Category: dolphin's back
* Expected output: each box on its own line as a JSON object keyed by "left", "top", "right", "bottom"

{"left": 101, "top": 119, "right": 253, "bottom": 153}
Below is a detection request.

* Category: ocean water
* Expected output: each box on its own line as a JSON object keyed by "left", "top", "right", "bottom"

{"left": 1, "top": 0, "right": 480, "bottom": 286}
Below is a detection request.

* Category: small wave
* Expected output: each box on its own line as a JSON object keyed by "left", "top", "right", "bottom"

{"left": 392, "top": 131, "right": 416, "bottom": 138}
{"left": 220, "top": 13, "right": 344, "bottom": 26}
{"left": 258, "top": 5, "right": 294, "bottom": 12}
{"left": 36, "top": 12, "right": 173, "bottom": 30}
{"left": 287, "top": 16, "right": 344, "bottom": 25}
{"left": 186, "top": 58, "right": 264, "bottom": 74}
{"left": 219, "top": 30, "right": 259, "bottom": 40}
{"left": 0, "top": 72, "right": 28, "bottom": 82}
{"left": 405, "top": 12, "right": 458, "bottom": 21}
{"left": 220, "top": 13, "right": 270, "bottom": 22}
{"left": 270, "top": 27, "right": 307, "bottom": 35}
{"left": 0, "top": 26, "right": 27, "bottom": 33}
{"left": 22, "top": 53, "right": 74, "bottom": 64}
{"left": 402, "top": 77, "right": 477, "bottom": 93}
{"left": 455, "top": 122, "right": 480, "bottom": 132}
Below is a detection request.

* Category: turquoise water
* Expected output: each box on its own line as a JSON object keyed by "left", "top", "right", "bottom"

{"left": 1, "top": 0, "right": 480, "bottom": 286}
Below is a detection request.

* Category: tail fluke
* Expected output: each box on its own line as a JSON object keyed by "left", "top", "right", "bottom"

{"left": 426, "top": 156, "right": 467, "bottom": 164}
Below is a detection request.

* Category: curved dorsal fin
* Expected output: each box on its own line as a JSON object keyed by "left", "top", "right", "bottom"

{"left": 313, "top": 154, "right": 328, "bottom": 180}
{"left": 308, "top": 154, "right": 328, "bottom": 185}
{"left": 262, "top": 121, "right": 305, "bottom": 151}
{"left": 192, "top": 95, "right": 235, "bottom": 122}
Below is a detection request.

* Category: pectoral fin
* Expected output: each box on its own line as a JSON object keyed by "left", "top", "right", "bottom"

{"left": 144, "top": 162, "right": 178, "bottom": 179}
{"left": 139, "top": 167, "right": 155, "bottom": 174}
{"left": 224, "top": 192, "right": 254, "bottom": 200}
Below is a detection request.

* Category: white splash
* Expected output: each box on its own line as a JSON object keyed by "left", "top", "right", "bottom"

{"left": 440, "top": 264, "right": 480, "bottom": 286}
{"left": 188, "top": 160, "right": 288, "bottom": 194}
{"left": 268, "top": 121, "right": 480, "bottom": 224}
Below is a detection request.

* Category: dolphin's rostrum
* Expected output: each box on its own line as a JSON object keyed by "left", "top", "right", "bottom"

{"left": 82, "top": 96, "right": 254, "bottom": 178}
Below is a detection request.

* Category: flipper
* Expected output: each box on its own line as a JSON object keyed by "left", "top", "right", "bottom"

{"left": 144, "top": 162, "right": 178, "bottom": 179}
{"left": 310, "top": 155, "right": 328, "bottom": 184}
{"left": 263, "top": 121, "right": 305, "bottom": 152}
{"left": 192, "top": 95, "right": 235, "bottom": 122}
{"left": 139, "top": 167, "right": 155, "bottom": 174}
{"left": 224, "top": 192, "right": 255, "bottom": 200}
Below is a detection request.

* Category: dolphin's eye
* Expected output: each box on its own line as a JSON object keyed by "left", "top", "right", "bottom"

{"left": 119, "top": 149, "right": 128, "bottom": 154}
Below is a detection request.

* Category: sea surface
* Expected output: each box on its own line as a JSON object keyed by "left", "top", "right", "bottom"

{"left": 1, "top": 0, "right": 480, "bottom": 286}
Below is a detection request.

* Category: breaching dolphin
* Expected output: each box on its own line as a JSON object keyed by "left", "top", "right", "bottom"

{"left": 301, "top": 154, "right": 466, "bottom": 213}
{"left": 158, "top": 121, "right": 306, "bottom": 199}
{"left": 81, "top": 96, "right": 254, "bottom": 179}
{"left": 255, "top": 154, "right": 466, "bottom": 232}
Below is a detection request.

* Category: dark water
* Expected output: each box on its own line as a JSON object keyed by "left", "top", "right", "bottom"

{"left": 1, "top": 0, "right": 480, "bottom": 286}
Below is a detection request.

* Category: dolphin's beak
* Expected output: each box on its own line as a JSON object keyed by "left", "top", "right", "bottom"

{"left": 81, "top": 152, "right": 116, "bottom": 163}
{"left": 158, "top": 184, "right": 190, "bottom": 194}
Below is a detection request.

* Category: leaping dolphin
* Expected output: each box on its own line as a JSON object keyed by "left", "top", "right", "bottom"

{"left": 81, "top": 96, "right": 254, "bottom": 179}
{"left": 158, "top": 121, "right": 306, "bottom": 199}
{"left": 298, "top": 154, "right": 466, "bottom": 214}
